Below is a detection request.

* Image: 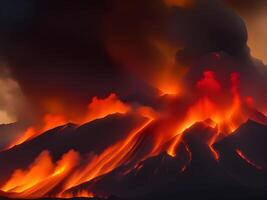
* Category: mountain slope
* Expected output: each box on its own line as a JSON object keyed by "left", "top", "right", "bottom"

{"left": 0, "top": 113, "right": 146, "bottom": 184}
{"left": 65, "top": 120, "right": 267, "bottom": 199}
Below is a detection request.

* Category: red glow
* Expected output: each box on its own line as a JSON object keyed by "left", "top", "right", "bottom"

{"left": 236, "top": 149, "right": 263, "bottom": 170}
{"left": 164, "top": 0, "right": 195, "bottom": 8}
{"left": 167, "top": 71, "right": 248, "bottom": 159}
{"left": 1, "top": 150, "right": 80, "bottom": 198}
{"left": 7, "top": 114, "right": 67, "bottom": 149}
{"left": 196, "top": 71, "right": 221, "bottom": 92}
{"left": 5, "top": 93, "right": 130, "bottom": 150}
{"left": 1, "top": 69, "right": 265, "bottom": 198}
{"left": 83, "top": 93, "right": 130, "bottom": 123}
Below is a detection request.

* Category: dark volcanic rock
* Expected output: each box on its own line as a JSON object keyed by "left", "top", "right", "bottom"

{"left": 216, "top": 120, "right": 267, "bottom": 168}
{"left": 1, "top": 119, "right": 267, "bottom": 200}
{"left": 0, "top": 122, "right": 26, "bottom": 150}
{"left": 0, "top": 113, "right": 146, "bottom": 184}
{"left": 65, "top": 150, "right": 189, "bottom": 198}
{"left": 214, "top": 120, "right": 267, "bottom": 190}
{"left": 66, "top": 120, "right": 267, "bottom": 200}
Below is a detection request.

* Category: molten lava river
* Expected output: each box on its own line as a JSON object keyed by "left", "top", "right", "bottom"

{"left": 0, "top": 70, "right": 266, "bottom": 199}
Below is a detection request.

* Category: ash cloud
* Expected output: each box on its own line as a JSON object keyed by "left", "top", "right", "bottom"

{"left": 104, "top": 0, "right": 249, "bottom": 88}
{"left": 103, "top": 0, "right": 267, "bottom": 110}
{"left": 0, "top": 65, "right": 28, "bottom": 124}
{"left": 224, "top": 0, "right": 267, "bottom": 12}
{"left": 224, "top": 0, "right": 267, "bottom": 65}
{"left": 0, "top": 0, "right": 266, "bottom": 116}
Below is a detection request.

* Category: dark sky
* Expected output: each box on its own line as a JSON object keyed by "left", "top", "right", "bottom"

{"left": 225, "top": 0, "right": 267, "bottom": 11}
{"left": 0, "top": 1, "right": 125, "bottom": 102}
{"left": 0, "top": 0, "right": 266, "bottom": 122}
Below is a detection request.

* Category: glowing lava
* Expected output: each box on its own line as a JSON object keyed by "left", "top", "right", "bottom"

{"left": 83, "top": 93, "right": 130, "bottom": 123}
{"left": 6, "top": 93, "right": 130, "bottom": 150}
{"left": 62, "top": 117, "right": 154, "bottom": 192}
{"left": 167, "top": 71, "right": 247, "bottom": 159}
{"left": 7, "top": 114, "right": 67, "bottom": 149}
{"left": 236, "top": 149, "right": 263, "bottom": 170}
{"left": 1, "top": 150, "right": 80, "bottom": 198}
{"left": 0, "top": 70, "right": 265, "bottom": 199}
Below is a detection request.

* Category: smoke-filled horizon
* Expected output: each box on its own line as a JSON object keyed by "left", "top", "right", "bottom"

{"left": 0, "top": 0, "right": 266, "bottom": 125}
{"left": 0, "top": 1, "right": 267, "bottom": 199}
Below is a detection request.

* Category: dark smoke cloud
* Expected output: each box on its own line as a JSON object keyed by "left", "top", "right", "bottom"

{"left": 103, "top": 0, "right": 267, "bottom": 109}
{"left": 0, "top": 0, "right": 266, "bottom": 119}
{"left": 224, "top": 0, "right": 267, "bottom": 12}
{"left": 104, "top": 0, "right": 248, "bottom": 75}
{"left": 224, "top": 0, "right": 267, "bottom": 65}
{"left": 0, "top": 0, "right": 137, "bottom": 115}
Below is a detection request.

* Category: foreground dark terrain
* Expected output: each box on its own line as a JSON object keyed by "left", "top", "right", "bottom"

{"left": 0, "top": 114, "right": 266, "bottom": 200}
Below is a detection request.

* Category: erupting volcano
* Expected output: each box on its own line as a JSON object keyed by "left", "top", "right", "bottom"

{"left": 0, "top": 0, "right": 267, "bottom": 200}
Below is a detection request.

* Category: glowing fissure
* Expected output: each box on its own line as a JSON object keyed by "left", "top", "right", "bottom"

{"left": 6, "top": 93, "right": 130, "bottom": 150}
{"left": 6, "top": 114, "right": 67, "bottom": 149}
{"left": 1, "top": 150, "right": 80, "bottom": 198}
{"left": 236, "top": 149, "right": 263, "bottom": 170}
{"left": 167, "top": 71, "right": 247, "bottom": 159}
{"left": 180, "top": 141, "right": 192, "bottom": 172}
{"left": 62, "top": 118, "right": 154, "bottom": 192}
{"left": 0, "top": 70, "right": 264, "bottom": 198}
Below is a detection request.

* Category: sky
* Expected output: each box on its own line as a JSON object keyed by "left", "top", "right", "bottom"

{"left": 0, "top": 0, "right": 266, "bottom": 124}
{"left": 226, "top": 0, "right": 267, "bottom": 63}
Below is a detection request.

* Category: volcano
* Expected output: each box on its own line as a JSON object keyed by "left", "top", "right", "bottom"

{"left": 0, "top": 110, "right": 266, "bottom": 200}
{"left": 0, "top": 0, "right": 267, "bottom": 200}
{"left": 0, "top": 61, "right": 267, "bottom": 200}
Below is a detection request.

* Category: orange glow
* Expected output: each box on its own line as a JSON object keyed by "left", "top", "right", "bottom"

{"left": 59, "top": 190, "right": 93, "bottom": 198}
{"left": 83, "top": 93, "right": 130, "bottom": 123}
{"left": 63, "top": 117, "right": 154, "bottom": 192}
{"left": 157, "top": 80, "right": 181, "bottom": 96}
{"left": 1, "top": 150, "right": 80, "bottom": 198}
{"left": 196, "top": 71, "right": 221, "bottom": 92}
{"left": 167, "top": 71, "right": 248, "bottom": 158}
{"left": 236, "top": 149, "right": 263, "bottom": 170}
{"left": 151, "top": 40, "right": 185, "bottom": 96}
{"left": 167, "top": 134, "right": 183, "bottom": 157}
{"left": 180, "top": 141, "right": 192, "bottom": 172}
{"left": 7, "top": 114, "right": 67, "bottom": 149}
{"left": 208, "top": 130, "right": 220, "bottom": 161}
{"left": 6, "top": 93, "right": 130, "bottom": 150}
{"left": 1, "top": 151, "right": 53, "bottom": 193}
{"left": 164, "top": 0, "right": 195, "bottom": 8}
{"left": 1, "top": 68, "right": 264, "bottom": 198}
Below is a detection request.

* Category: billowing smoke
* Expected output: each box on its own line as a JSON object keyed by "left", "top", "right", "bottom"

{"left": 0, "top": 65, "right": 29, "bottom": 149}
{"left": 0, "top": 65, "right": 27, "bottom": 124}
{"left": 0, "top": 1, "right": 267, "bottom": 198}
{"left": 225, "top": 0, "right": 267, "bottom": 64}
{"left": 103, "top": 0, "right": 267, "bottom": 111}
{"left": 0, "top": 0, "right": 266, "bottom": 124}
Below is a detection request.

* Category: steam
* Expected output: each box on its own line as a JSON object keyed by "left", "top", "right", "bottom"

{"left": 0, "top": 65, "right": 27, "bottom": 124}
{"left": 243, "top": 9, "right": 267, "bottom": 64}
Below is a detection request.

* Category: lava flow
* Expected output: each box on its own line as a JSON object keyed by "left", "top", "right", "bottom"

{"left": 6, "top": 93, "right": 130, "bottom": 150}
{"left": 1, "top": 1, "right": 267, "bottom": 199}
{"left": 1, "top": 150, "right": 80, "bottom": 198}
{"left": 236, "top": 149, "right": 263, "bottom": 170}
{"left": 1, "top": 66, "right": 265, "bottom": 199}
